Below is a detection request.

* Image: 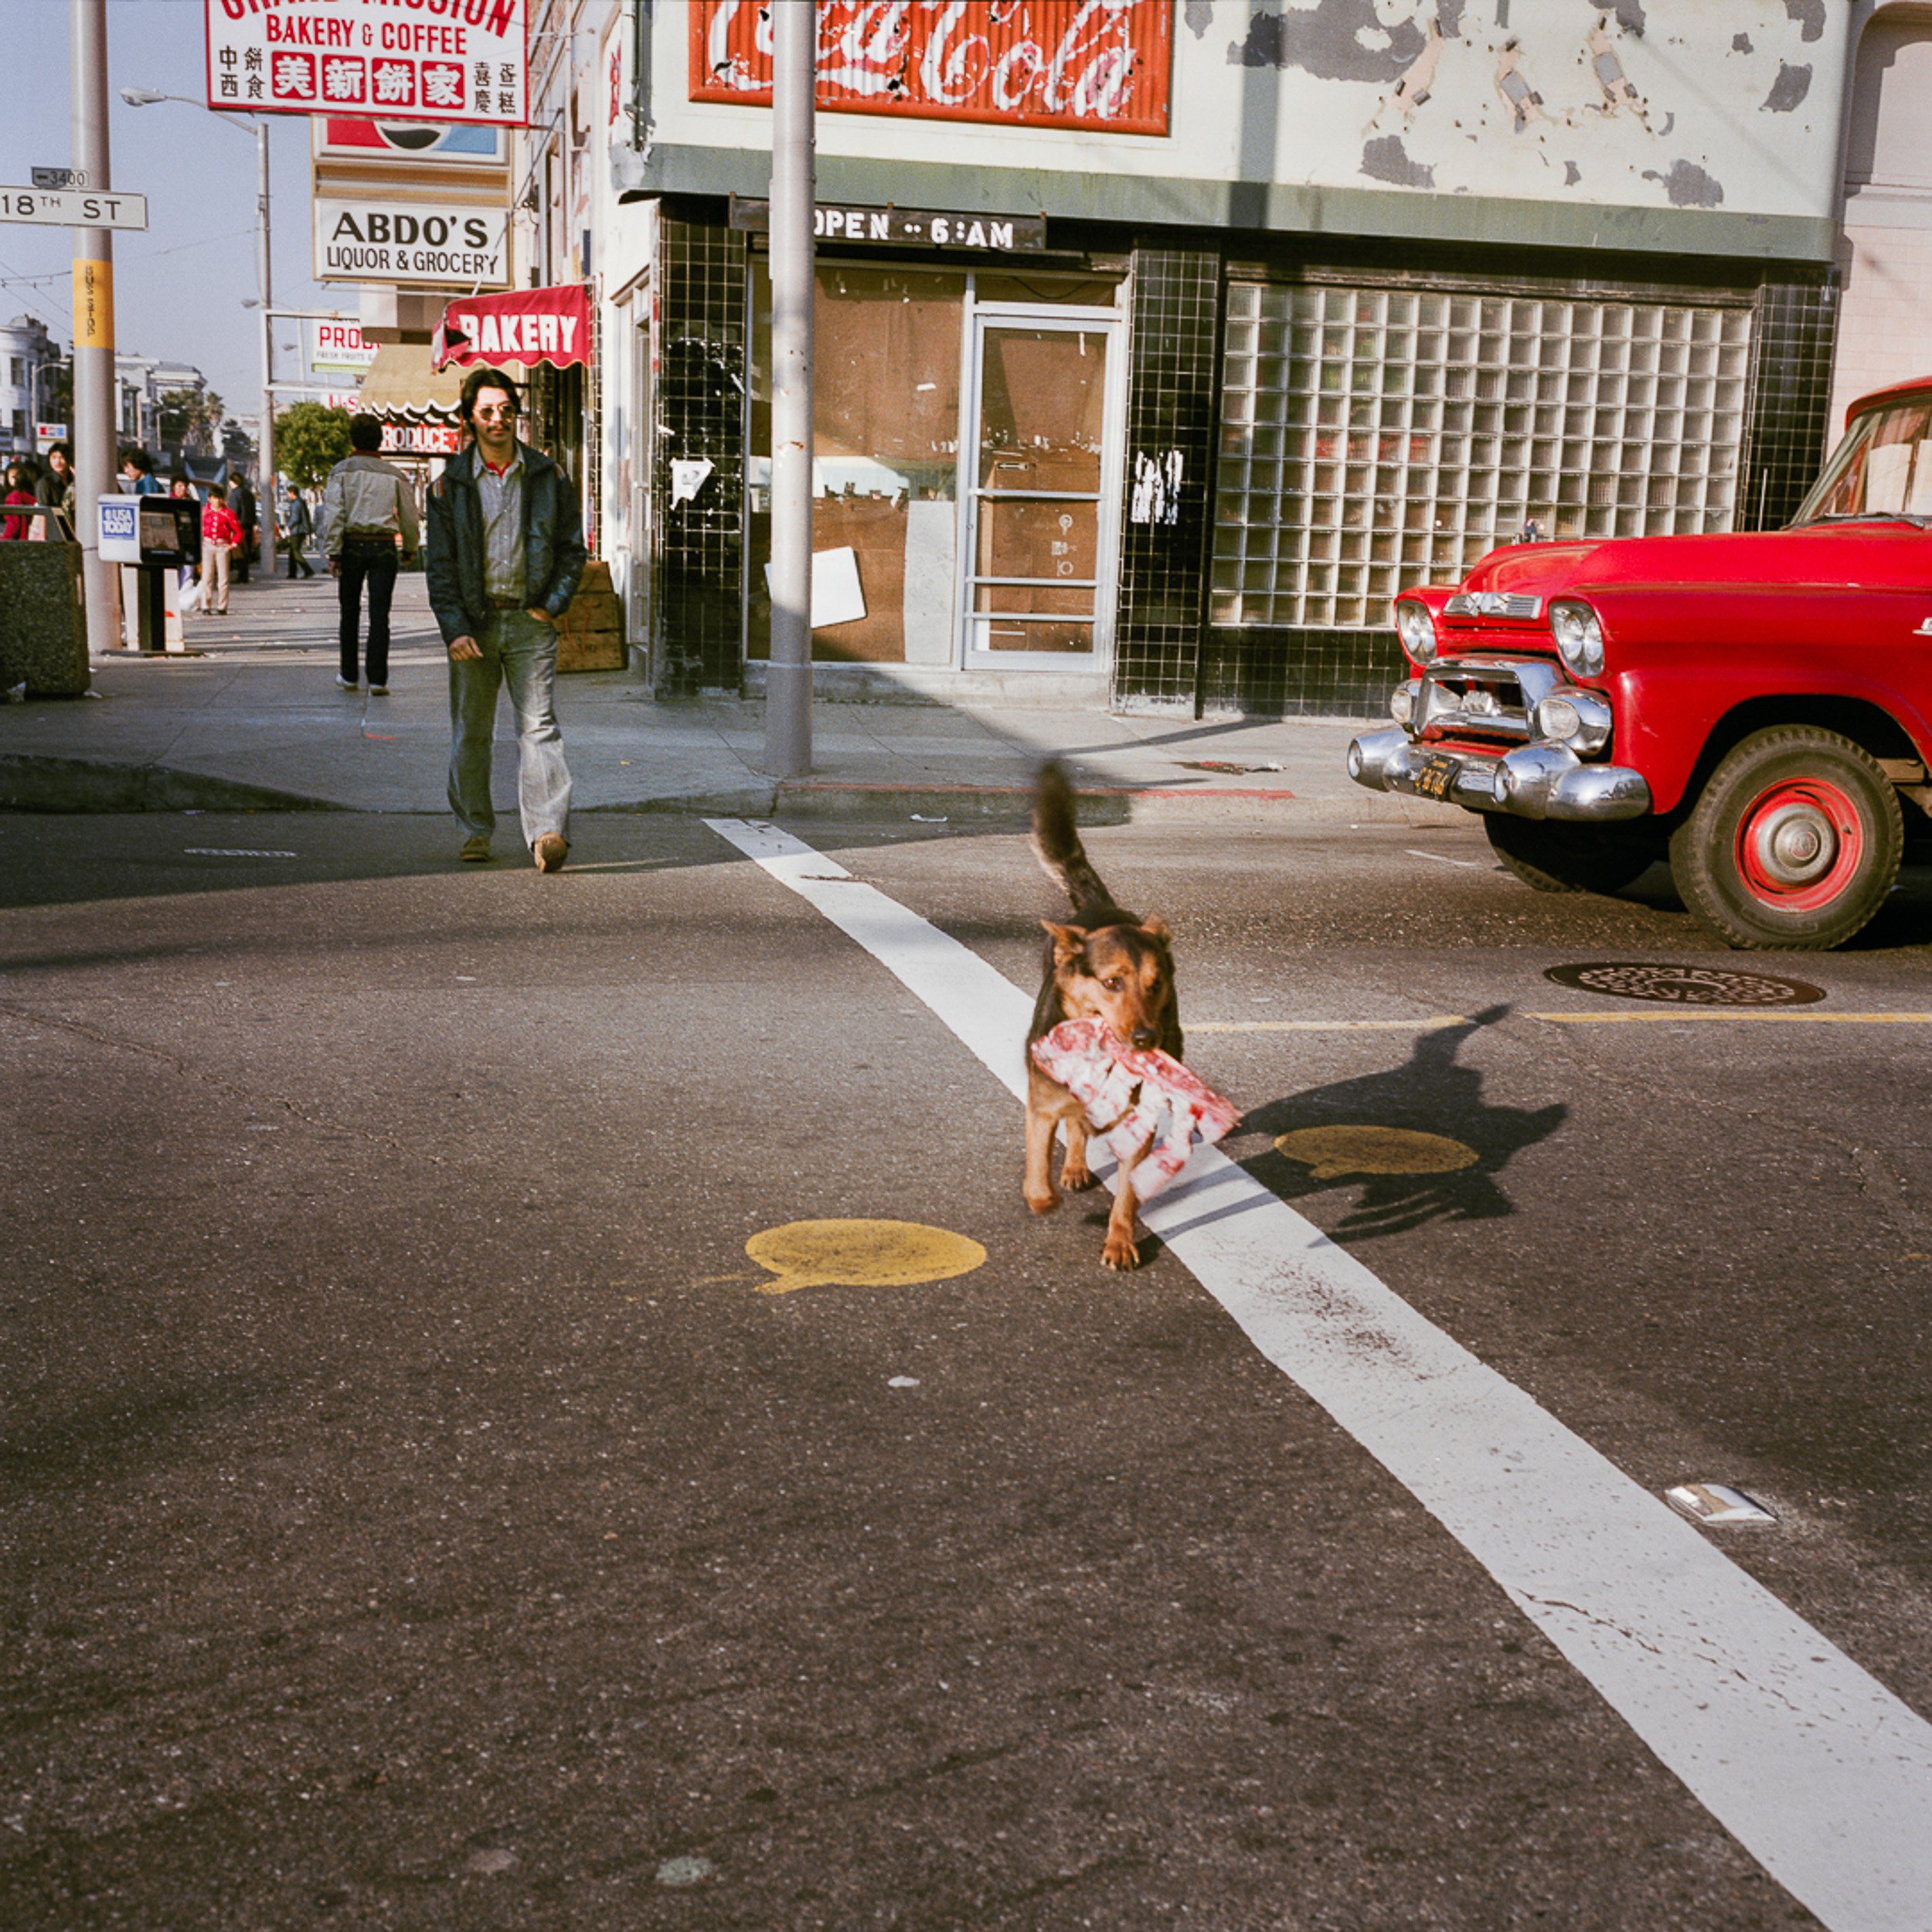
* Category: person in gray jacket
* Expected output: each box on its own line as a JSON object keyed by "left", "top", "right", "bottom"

{"left": 423, "top": 366, "right": 587, "bottom": 872}
{"left": 319, "top": 414, "right": 420, "bottom": 692}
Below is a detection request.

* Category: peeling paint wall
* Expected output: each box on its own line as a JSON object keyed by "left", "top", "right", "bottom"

{"left": 644, "top": 2, "right": 1854, "bottom": 230}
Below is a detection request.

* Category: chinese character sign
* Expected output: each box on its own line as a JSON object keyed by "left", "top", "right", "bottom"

{"left": 205, "top": 0, "right": 528, "bottom": 127}
{"left": 690, "top": 0, "right": 1172, "bottom": 136}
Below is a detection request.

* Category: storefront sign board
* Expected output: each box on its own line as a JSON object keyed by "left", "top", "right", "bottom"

{"left": 311, "top": 320, "right": 379, "bottom": 372}
{"left": 204, "top": 0, "right": 529, "bottom": 127}
{"left": 314, "top": 196, "right": 508, "bottom": 286}
{"left": 381, "top": 422, "right": 463, "bottom": 455}
{"left": 690, "top": 0, "right": 1170, "bottom": 136}
{"left": 729, "top": 198, "right": 1046, "bottom": 253}
{"left": 434, "top": 284, "right": 593, "bottom": 369}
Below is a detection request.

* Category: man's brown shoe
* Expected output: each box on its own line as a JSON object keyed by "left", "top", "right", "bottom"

{"left": 460, "top": 835, "right": 491, "bottom": 862}
{"left": 533, "top": 832, "right": 569, "bottom": 873}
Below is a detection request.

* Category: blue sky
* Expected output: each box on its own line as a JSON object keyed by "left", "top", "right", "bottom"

{"left": 2, "top": 0, "right": 336, "bottom": 423}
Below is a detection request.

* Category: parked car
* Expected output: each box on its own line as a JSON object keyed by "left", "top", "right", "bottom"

{"left": 1348, "top": 374, "right": 1932, "bottom": 950}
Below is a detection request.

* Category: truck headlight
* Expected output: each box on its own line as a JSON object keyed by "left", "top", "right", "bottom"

{"left": 1394, "top": 598, "right": 1437, "bottom": 665}
{"left": 1549, "top": 599, "right": 1605, "bottom": 679}
{"left": 1533, "top": 686, "right": 1613, "bottom": 756}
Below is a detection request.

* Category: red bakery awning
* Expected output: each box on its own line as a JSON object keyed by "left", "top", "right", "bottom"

{"left": 434, "top": 284, "right": 591, "bottom": 371}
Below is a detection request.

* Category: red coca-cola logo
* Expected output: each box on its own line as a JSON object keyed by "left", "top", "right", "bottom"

{"left": 690, "top": 0, "right": 1171, "bottom": 137}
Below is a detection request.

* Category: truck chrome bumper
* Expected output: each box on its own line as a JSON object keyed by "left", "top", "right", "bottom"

{"left": 1347, "top": 728, "right": 1652, "bottom": 822}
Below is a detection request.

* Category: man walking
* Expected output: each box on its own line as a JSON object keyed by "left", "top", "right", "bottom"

{"left": 281, "top": 485, "right": 315, "bottom": 578}
{"left": 319, "top": 414, "right": 419, "bottom": 692}
{"left": 424, "top": 366, "right": 586, "bottom": 872}
{"left": 230, "top": 471, "right": 257, "bottom": 583}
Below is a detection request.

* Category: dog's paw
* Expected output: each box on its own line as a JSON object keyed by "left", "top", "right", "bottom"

{"left": 1060, "top": 1159, "right": 1097, "bottom": 1192}
{"left": 1100, "top": 1232, "right": 1141, "bottom": 1270}
{"left": 1025, "top": 1187, "right": 1061, "bottom": 1217}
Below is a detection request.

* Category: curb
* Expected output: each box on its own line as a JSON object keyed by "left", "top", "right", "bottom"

{"left": 590, "top": 780, "right": 1454, "bottom": 827}
{"left": 0, "top": 753, "right": 1456, "bottom": 828}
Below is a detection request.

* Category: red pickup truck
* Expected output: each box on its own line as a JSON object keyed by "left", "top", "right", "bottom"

{"left": 1348, "top": 375, "right": 1932, "bottom": 949}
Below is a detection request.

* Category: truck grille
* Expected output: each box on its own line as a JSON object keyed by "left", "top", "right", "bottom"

{"left": 1417, "top": 656, "right": 1561, "bottom": 742}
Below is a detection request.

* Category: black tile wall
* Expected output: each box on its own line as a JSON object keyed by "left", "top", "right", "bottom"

{"left": 1199, "top": 625, "right": 1402, "bottom": 718}
{"left": 655, "top": 217, "right": 748, "bottom": 693}
{"left": 1738, "top": 276, "right": 1839, "bottom": 532}
{"left": 1113, "top": 247, "right": 1221, "bottom": 709}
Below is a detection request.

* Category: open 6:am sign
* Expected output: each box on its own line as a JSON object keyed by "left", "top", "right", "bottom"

{"left": 203, "top": 0, "right": 529, "bottom": 128}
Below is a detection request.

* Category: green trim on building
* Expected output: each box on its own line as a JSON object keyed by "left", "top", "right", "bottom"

{"left": 614, "top": 142, "right": 1838, "bottom": 266}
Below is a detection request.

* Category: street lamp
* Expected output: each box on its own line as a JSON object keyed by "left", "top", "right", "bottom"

{"left": 120, "top": 87, "right": 277, "bottom": 574}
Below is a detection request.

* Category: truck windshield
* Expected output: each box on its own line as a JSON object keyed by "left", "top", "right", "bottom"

{"left": 1791, "top": 397, "right": 1932, "bottom": 526}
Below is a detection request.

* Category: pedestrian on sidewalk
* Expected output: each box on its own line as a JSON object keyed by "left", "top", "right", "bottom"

{"left": 281, "top": 486, "right": 315, "bottom": 578}
{"left": 319, "top": 414, "right": 420, "bottom": 693}
{"left": 2, "top": 459, "right": 39, "bottom": 540}
{"left": 118, "top": 447, "right": 165, "bottom": 495}
{"left": 424, "top": 365, "right": 586, "bottom": 872}
{"left": 230, "top": 471, "right": 257, "bottom": 582}
{"left": 36, "top": 442, "right": 75, "bottom": 532}
{"left": 199, "top": 484, "right": 242, "bottom": 616}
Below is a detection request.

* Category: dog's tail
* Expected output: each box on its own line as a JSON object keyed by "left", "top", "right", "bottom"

{"left": 1032, "top": 761, "right": 1117, "bottom": 918}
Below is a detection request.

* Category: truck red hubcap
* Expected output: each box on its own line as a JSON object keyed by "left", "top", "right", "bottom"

{"left": 1733, "top": 778, "right": 1862, "bottom": 911}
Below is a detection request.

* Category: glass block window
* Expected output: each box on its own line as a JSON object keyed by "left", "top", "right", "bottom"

{"left": 1212, "top": 282, "right": 1755, "bottom": 630}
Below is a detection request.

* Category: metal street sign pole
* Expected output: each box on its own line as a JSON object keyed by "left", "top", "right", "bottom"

{"left": 69, "top": 0, "right": 120, "bottom": 658}
{"left": 762, "top": 0, "right": 815, "bottom": 779}
{"left": 256, "top": 117, "right": 277, "bottom": 577}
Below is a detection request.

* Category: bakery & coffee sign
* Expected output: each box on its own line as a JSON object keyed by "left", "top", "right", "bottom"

{"left": 689, "top": 0, "right": 1172, "bottom": 136}
{"left": 203, "top": 0, "right": 529, "bottom": 127}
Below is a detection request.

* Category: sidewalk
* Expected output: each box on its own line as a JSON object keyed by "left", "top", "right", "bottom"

{"left": 0, "top": 568, "right": 1454, "bottom": 826}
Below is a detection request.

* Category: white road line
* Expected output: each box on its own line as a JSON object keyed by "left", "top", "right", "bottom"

{"left": 707, "top": 817, "right": 1932, "bottom": 1932}
{"left": 1405, "top": 847, "right": 1485, "bottom": 867}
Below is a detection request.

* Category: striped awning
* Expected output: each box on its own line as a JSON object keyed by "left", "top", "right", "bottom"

{"left": 356, "top": 343, "right": 469, "bottom": 422}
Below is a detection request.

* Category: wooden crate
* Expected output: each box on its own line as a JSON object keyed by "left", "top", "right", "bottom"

{"left": 556, "top": 583, "right": 626, "bottom": 672}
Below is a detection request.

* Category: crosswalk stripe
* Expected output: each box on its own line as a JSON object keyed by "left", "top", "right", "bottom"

{"left": 706, "top": 818, "right": 1932, "bottom": 1932}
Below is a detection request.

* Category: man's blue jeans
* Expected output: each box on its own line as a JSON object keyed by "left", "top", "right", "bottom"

{"left": 447, "top": 608, "right": 571, "bottom": 849}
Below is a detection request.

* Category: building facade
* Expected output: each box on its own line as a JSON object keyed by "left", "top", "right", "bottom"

{"left": 572, "top": 2, "right": 1914, "bottom": 716}
{"left": 0, "top": 315, "right": 56, "bottom": 463}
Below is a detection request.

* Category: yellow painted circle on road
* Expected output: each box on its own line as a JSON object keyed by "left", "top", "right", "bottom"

{"left": 1275, "top": 1124, "right": 1479, "bottom": 1181}
{"left": 745, "top": 1219, "right": 988, "bottom": 1296}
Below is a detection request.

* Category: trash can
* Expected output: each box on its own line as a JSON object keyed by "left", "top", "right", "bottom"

{"left": 0, "top": 507, "right": 90, "bottom": 697}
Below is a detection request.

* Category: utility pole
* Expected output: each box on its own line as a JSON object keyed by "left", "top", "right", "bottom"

{"left": 762, "top": 0, "right": 815, "bottom": 778}
{"left": 256, "top": 118, "right": 277, "bottom": 577}
{"left": 70, "top": 0, "right": 118, "bottom": 656}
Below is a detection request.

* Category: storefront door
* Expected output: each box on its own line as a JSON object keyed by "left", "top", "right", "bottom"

{"left": 961, "top": 306, "right": 1123, "bottom": 669}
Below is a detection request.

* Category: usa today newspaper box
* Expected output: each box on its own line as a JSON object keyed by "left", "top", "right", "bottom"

{"left": 99, "top": 495, "right": 200, "bottom": 651}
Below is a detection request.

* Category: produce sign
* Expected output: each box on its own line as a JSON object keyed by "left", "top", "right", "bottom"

{"left": 689, "top": 0, "right": 1171, "bottom": 136}
{"left": 205, "top": 0, "right": 529, "bottom": 127}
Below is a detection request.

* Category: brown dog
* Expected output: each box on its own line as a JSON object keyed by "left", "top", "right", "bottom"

{"left": 1025, "top": 763, "right": 1182, "bottom": 1270}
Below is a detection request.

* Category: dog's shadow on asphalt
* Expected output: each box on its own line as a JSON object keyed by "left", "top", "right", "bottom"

{"left": 1227, "top": 1005, "right": 1564, "bottom": 1240}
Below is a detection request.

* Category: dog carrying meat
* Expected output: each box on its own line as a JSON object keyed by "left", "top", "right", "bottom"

{"left": 1025, "top": 764, "right": 1237, "bottom": 1270}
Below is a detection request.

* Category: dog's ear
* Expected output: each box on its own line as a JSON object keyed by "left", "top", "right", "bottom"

{"left": 1140, "top": 915, "right": 1171, "bottom": 944}
{"left": 1040, "top": 920, "right": 1087, "bottom": 968}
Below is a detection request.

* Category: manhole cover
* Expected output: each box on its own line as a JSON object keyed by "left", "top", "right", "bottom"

{"left": 1543, "top": 961, "right": 1825, "bottom": 1007}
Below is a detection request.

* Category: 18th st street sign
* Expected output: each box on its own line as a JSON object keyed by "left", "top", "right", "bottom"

{"left": 0, "top": 185, "right": 148, "bottom": 229}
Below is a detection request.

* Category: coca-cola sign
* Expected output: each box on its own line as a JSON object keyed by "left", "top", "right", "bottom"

{"left": 689, "top": 0, "right": 1172, "bottom": 137}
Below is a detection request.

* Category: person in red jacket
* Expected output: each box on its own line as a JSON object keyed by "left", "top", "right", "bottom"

{"left": 199, "top": 484, "right": 243, "bottom": 616}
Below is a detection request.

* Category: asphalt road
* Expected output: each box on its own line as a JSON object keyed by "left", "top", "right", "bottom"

{"left": 5, "top": 806, "right": 1931, "bottom": 1930}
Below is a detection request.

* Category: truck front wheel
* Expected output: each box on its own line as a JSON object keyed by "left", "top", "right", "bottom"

{"left": 1669, "top": 726, "right": 1902, "bottom": 950}
{"left": 1485, "top": 815, "right": 1655, "bottom": 895}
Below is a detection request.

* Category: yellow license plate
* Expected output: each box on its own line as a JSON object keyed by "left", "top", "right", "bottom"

{"left": 1413, "top": 752, "right": 1462, "bottom": 801}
